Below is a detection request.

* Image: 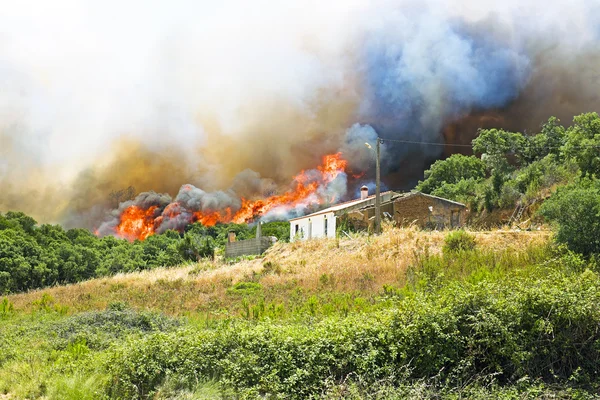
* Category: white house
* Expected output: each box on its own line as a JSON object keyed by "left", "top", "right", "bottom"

{"left": 289, "top": 186, "right": 397, "bottom": 241}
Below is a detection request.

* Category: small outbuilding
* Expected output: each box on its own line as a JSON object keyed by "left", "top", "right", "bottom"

{"left": 358, "top": 191, "right": 467, "bottom": 230}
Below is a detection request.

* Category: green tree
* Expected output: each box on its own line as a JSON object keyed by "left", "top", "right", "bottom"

{"left": 177, "top": 233, "right": 214, "bottom": 261}
{"left": 526, "top": 116, "right": 566, "bottom": 161}
{"left": 430, "top": 178, "right": 481, "bottom": 205}
{"left": 141, "top": 232, "right": 183, "bottom": 268}
{"left": 472, "top": 128, "right": 528, "bottom": 172}
{"left": 417, "top": 154, "right": 486, "bottom": 194}
{"left": 36, "top": 224, "right": 69, "bottom": 246}
{"left": 562, "top": 112, "right": 600, "bottom": 177}
{"left": 4, "top": 211, "right": 37, "bottom": 234}
{"left": 260, "top": 221, "right": 290, "bottom": 242}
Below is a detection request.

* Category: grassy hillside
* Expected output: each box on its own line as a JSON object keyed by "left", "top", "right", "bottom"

{"left": 7, "top": 227, "right": 548, "bottom": 318}
{"left": 5, "top": 226, "right": 600, "bottom": 399}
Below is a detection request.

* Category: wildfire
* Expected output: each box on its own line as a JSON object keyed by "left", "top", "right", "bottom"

{"left": 115, "top": 205, "right": 159, "bottom": 242}
{"left": 113, "top": 153, "right": 348, "bottom": 241}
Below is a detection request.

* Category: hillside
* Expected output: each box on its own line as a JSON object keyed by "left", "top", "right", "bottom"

{"left": 7, "top": 227, "right": 600, "bottom": 399}
{"left": 7, "top": 227, "right": 548, "bottom": 317}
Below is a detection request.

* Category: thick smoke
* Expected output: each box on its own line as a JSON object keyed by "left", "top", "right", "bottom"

{"left": 1, "top": 0, "right": 599, "bottom": 227}
{"left": 96, "top": 191, "right": 172, "bottom": 236}
{"left": 96, "top": 160, "right": 348, "bottom": 237}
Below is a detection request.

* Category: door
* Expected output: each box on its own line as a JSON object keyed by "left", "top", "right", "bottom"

{"left": 451, "top": 210, "right": 460, "bottom": 228}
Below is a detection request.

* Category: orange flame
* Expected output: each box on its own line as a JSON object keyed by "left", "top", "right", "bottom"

{"left": 115, "top": 205, "right": 159, "bottom": 242}
{"left": 113, "top": 152, "right": 348, "bottom": 241}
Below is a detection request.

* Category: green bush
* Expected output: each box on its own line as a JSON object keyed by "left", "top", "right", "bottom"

{"left": 443, "top": 230, "right": 476, "bottom": 253}
{"left": 0, "top": 297, "right": 14, "bottom": 318}
{"left": 51, "top": 306, "right": 180, "bottom": 350}
{"left": 538, "top": 179, "right": 600, "bottom": 256}
{"left": 105, "top": 267, "right": 600, "bottom": 399}
{"left": 226, "top": 281, "right": 262, "bottom": 296}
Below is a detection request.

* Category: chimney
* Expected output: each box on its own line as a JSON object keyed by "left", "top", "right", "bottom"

{"left": 228, "top": 231, "right": 236, "bottom": 243}
{"left": 360, "top": 185, "right": 369, "bottom": 200}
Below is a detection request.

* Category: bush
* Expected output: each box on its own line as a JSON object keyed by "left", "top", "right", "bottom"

{"left": 51, "top": 306, "right": 180, "bottom": 350}
{"left": 226, "top": 281, "right": 262, "bottom": 296}
{"left": 443, "top": 230, "right": 476, "bottom": 253}
{"left": 538, "top": 179, "right": 600, "bottom": 256}
{"left": 105, "top": 268, "right": 600, "bottom": 399}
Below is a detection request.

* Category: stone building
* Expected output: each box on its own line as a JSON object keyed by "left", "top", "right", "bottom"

{"left": 355, "top": 191, "right": 466, "bottom": 229}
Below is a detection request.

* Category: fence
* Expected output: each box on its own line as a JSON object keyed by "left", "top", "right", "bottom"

{"left": 225, "top": 236, "right": 273, "bottom": 258}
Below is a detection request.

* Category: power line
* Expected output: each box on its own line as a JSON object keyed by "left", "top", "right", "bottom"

{"left": 378, "top": 137, "right": 600, "bottom": 150}
{"left": 378, "top": 138, "right": 472, "bottom": 147}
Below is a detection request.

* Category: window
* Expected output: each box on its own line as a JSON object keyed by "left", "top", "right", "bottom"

{"left": 324, "top": 216, "right": 328, "bottom": 236}
{"left": 295, "top": 224, "right": 299, "bottom": 235}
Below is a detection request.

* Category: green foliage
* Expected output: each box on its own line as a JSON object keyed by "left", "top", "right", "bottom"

{"left": 528, "top": 116, "right": 567, "bottom": 161}
{"left": 51, "top": 305, "right": 180, "bottom": 350}
{"left": 47, "top": 373, "right": 107, "bottom": 400}
{"left": 562, "top": 112, "right": 600, "bottom": 177}
{"left": 0, "top": 297, "right": 14, "bottom": 318}
{"left": 105, "top": 265, "right": 600, "bottom": 399}
{"left": 430, "top": 178, "right": 482, "bottom": 205}
{"left": 3, "top": 240, "right": 600, "bottom": 399}
{"left": 0, "top": 209, "right": 286, "bottom": 294}
{"left": 226, "top": 281, "right": 262, "bottom": 296}
{"left": 415, "top": 114, "right": 585, "bottom": 214}
{"left": 472, "top": 128, "right": 527, "bottom": 173}
{"left": 538, "top": 179, "right": 600, "bottom": 256}
{"left": 417, "top": 154, "right": 486, "bottom": 194}
{"left": 0, "top": 305, "right": 180, "bottom": 399}
{"left": 260, "top": 221, "right": 290, "bottom": 242}
{"left": 443, "top": 230, "right": 476, "bottom": 254}
{"left": 177, "top": 234, "right": 214, "bottom": 261}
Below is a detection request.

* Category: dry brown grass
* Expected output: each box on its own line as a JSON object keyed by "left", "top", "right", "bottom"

{"left": 7, "top": 226, "right": 550, "bottom": 316}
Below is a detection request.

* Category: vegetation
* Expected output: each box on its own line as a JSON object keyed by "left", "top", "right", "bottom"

{"left": 6, "top": 228, "right": 547, "bottom": 316}
{"left": 539, "top": 179, "right": 600, "bottom": 256}
{"left": 0, "top": 215, "right": 288, "bottom": 294}
{"left": 416, "top": 113, "right": 598, "bottom": 214}
{"left": 442, "top": 229, "right": 476, "bottom": 253}
{"left": 1, "top": 227, "right": 599, "bottom": 398}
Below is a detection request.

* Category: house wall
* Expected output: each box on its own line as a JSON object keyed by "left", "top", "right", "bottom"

{"left": 290, "top": 212, "right": 336, "bottom": 241}
{"left": 393, "top": 194, "right": 465, "bottom": 228}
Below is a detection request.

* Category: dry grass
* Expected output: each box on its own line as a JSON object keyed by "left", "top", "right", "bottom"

{"left": 7, "top": 226, "right": 550, "bottom": 316}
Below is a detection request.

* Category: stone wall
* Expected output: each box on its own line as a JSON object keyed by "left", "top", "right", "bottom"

{"left": 225, "top": 237, "right": 273, "bottom": 258}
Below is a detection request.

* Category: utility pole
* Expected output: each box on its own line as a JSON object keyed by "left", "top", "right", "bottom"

{"left": 375, "top": 138, "right": 382, "bottom": 235}
{"left": 365, "top": 138, "right": 383, "bottom": 235}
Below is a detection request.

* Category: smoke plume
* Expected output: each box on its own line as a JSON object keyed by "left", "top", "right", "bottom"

{"left": 1, "top": 0, "right": 599, "bottom": 229}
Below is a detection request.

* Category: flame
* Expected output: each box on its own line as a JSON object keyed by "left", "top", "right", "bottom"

{"left": 115, "top": 205, "right": 159, "bottom": 242}
{"left": 112, "top": 152, "right": 348, "bottom": 241}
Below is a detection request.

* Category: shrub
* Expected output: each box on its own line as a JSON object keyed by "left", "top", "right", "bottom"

{"left": 538, "top": 179, "right": 600, "bottom": 256}
{"left": 0, "top": 297, "right": 14, "bottom": 317}
{"left": 105, "top": 268, "right": 600, "bottom": 399}
{"left": 226, "top": 281, "right": 262, "bottom": 296}
{"left": 443, "top": 230, "right": 476, "bottom": 253}
{"left": 51, "top": 306, "right": 180, "bottom": 350}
